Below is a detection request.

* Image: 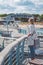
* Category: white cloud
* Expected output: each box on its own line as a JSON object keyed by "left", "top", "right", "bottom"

{"left": 14, "top": 6, "right": 26, "bottom": 13}
{"left": 0, "top": 0, "right": 43, "bottom": 14}
{"left": 0, "top": 9, "right": 14, "bottom": 14}
{"left": 0, "top": 0, "right": 21, "bottom": 7}
{"left": 30, "top": 0, "right": 43, "bottom": 4}
{"left": 30, "top": 0, "right": 43, "bottom": 7}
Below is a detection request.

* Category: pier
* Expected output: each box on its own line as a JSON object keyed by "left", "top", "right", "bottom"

{"left": 0, "top": 24, "right": 43, "bottom": 65}
{"left": 0, "top": 34, "right": 43, "bottom": 65}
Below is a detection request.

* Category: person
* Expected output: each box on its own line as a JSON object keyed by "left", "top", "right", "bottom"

{"left": 27, "top": 18, "right": 37, "bottom": 60}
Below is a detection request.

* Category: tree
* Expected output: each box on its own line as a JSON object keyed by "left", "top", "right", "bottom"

{"left": 40, "top": 14, "right": 43, "bottom": 21}
{"left": 0, "top": 14, "right": 7, "bottom": 17}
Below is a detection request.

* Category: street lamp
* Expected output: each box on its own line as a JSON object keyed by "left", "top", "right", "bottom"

{"left": 6, "top": 16, "right": 10, "bottom": 31}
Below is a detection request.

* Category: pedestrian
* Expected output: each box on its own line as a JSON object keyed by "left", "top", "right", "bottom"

{"left": 27, "top": 18, "right": 37, "bottom": 60}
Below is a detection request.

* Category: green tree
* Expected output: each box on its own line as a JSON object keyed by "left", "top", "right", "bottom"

{"left": 40, "top": 14, "right": 43, "bottom": 21}
{"left": 0, "top": 14, "right": 7, "bottom": 17}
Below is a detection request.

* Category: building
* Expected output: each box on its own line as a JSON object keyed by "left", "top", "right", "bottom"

{"left": 0, "top": 13, "right": 34, "bottom": 25}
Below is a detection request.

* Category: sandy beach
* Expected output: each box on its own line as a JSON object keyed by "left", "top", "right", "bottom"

{"left": 19, "top": 24, "right": 43, "bottom": 28}
{"left": 19, "top": 22, "right": 43, "bottom": 28}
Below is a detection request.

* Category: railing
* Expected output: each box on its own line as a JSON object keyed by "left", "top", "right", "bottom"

{"left": 38, "top": 35, "right": 43, "bottom": 47}
{"left": 0, "top": 36, "right": 16, "bottom": 51}
{"left": 0, "top": 35, "right": 28, "bottom": 65}
{"left": 0, "top": 34, "right": 43, "bottom": 65}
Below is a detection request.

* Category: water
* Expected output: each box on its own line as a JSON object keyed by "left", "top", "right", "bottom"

{"left": 36, "top": 28, "right": 43, "bottom": 36}
{"left": 0, "top": 27, "right": 43, "bottom": 36}
{"left": 18, "top": 29, "right": 27, "bottom": 34}
{"left": 18, "top": 28, "right": 43, "bottom": 36}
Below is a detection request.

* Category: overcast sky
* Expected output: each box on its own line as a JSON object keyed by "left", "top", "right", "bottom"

{"left": 0, "top": 0, "right": 43, "bottom": 14}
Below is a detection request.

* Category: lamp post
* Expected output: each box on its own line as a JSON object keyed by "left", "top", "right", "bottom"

{"left": 6, "top": 16, "right": 10, "bottom": 32}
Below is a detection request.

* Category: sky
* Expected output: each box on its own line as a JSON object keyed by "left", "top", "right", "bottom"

{"left": 0, "top": 0, "right": 43, "bottom": 14}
